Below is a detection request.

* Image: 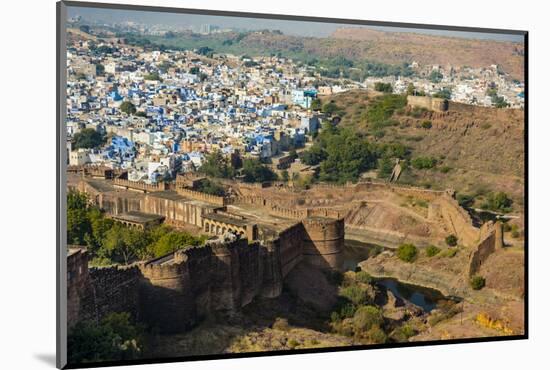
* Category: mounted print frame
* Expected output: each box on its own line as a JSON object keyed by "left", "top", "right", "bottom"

{"left": 57, "top": 1, "right": 528, "bottom": 368}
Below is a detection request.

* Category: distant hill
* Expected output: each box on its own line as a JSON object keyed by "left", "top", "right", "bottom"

{"left": 108, "top": 28, "right": 524, "bottom": 81}
{"left": 331, "top": 28, "right": 524, "bottom": 80}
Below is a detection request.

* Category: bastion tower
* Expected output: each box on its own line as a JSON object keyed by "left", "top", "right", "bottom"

{"left": 302, "top": 217, "right": 345, "bottom": 271}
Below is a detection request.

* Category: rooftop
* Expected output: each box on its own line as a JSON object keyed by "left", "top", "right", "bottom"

{"left": 111, "top": 211, "right": 165, "bottom": 224}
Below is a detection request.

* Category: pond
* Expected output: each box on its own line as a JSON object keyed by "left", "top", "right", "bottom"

{"left": 375, "top": 278, "right": 449, "bottom": 312}
{"left": 342, "top": 240, "right": 457, "bottom": 312}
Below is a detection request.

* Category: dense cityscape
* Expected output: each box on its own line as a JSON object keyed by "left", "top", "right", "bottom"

{"left": 64, "top": 10, "right": 525, "bottom": 367}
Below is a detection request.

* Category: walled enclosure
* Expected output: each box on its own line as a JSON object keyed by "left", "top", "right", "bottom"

{"left": 69, "top": 170, "right": 504, "bottom": 334}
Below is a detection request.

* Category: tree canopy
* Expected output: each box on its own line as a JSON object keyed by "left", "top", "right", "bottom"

{"left": 120, "top": 101, "right": 137, "bottom": 115}
{"left": 67, "top": 190, "right": 205, "bottom": 265}
{"left": 68, "top": 312, "right": 144, "bottom": 364}
{"left": 242, "top": 159, "right": 277, "bottom": 183}
{"left": 72, "top": 128, "right": 105, "bottom": 150}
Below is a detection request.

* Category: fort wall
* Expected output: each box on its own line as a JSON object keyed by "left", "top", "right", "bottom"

{"left": 142, "top": 193, "right": 217, "bottom": 228}
{"left": 407, "top": 95, "right": 448, "bottom": 112}
{"left": 67, "top": 247, "right": 90, "bottom": 327}
{"left": 76, "top": 265, "right": 142, "bottom": 325}
{"left": 113, "top": 178, "right": 168, "bottom": 193}
{"left": 302, "top": 218, "right": 345, "bottom": 271}
{"left": 468, "top": 222, "right": 504, "bottom": 277}
{"left": 176, "top": 187, "right": 227, "bottom": 206}
{"left": 428, "top": 194, "right": 479, "bottom": 247}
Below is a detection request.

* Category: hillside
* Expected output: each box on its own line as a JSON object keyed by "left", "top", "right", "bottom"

{"left": 116, "top": 29, "right": 524, "bottom": 81}
{"left": 321, "top": 91, "right": 525, "bottom": 212}
{"left": 331, "top": 28, "right": 525, "bottom": 80}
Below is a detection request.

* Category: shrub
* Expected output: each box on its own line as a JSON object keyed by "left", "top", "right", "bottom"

{"left": 482, "top": 192, "right": 513, "bottom": 213}
{"left": 392, "top": 324, "right": 417, "bottom": 342}
{"left": 374, "top": 82, "right": 393, "bottom": 93}
{"left": 120, "top": 101, "right": 136, "bottom": 115}
{"left": 456, "top": 193, "right": 475, "bottom": 208}
{"left": 411, "top": 156, "right": 437, "bottom": 170}
{"left": 340, "top": 285, "right": 368, "bottom": 306}
{"left": 367, "top": 325, "right": 387, "bottom": 344}
{"left": 445, "top": 234, "right": 458, "bottom": 246}
{"left": 470, "top": 276, "right": 486, "bottom": 290}
{"left": 356, "top": 271, "right": 373, "bottom": 284}
{"left": 426, "top": 245, "right": 441, "bottom": 257}
{"left": 439, "top": 166, "right": 452, "bottom": 174}
{"left": 353, "top": 306, "right": 384, "bottom": 332}
{"left": 287, "top": 339, "right": 299, "bottom": 349}
{"left": 339, "top": 303, "right": 358, "bottom": 319}
{"left": 68, "top": 312, "right": 144, "bottom": 364}
{"left": 397, "top": 243, "right": 418, "bottom": 262}
{"left": 421, "top": 120, "right": 432, "bottom": 129}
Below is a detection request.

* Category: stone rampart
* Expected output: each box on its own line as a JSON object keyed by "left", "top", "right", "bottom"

{"left": 113, "top": 178, "right": 167, "bottom": 193}
{"left": 176, "top": 186, "right": 227, "bottom": 206}
{"left": 429, "top": 194, "right": 479, "bottom": 247}
{"left": 468, "top": 221, "right": 504, "bottom": 277}
{"left": 78, "top": 265, "right": 142, "bottom": 325}
{"left": 302, "top": 217, "right": 345, "bottom": 271}
{"left": 407, "top": 95, "right": 448, "bottom": 112}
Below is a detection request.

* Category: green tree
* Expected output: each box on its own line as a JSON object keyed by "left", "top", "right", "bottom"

{"left": 353, "top": 306, "right": 384, "bottom": 332}
{"left": 68, "top": 312, "right": 144, "bottom": 364}
{"left": 195, "top": 179, "right": 226, "bottom": 196}
{"left": 67, "top": 190, "right": 92, "bottom": 245}
{"left": 151, "top": 231, "right": 204, "bottom": 258}
{"left": 429, "top": 70, "right": 443, "bottom": 83}
{"left": 120, "top": 101, "right": 137, "bottom": 115}
{"left": 242, "top": 159, "right": 277, "bottom": 183}
{"left": 143, "top": 72, "right": 161, "bottom": 81}
{"left": 411, "top": 156, "right": 437, "bottom": 170}
{"left": 470, "top": 275, "right": 486, "bottom": 290}
{"left": 322, "top": 101, "right": 341, "bottom": 115}
{"left": 397, "top": 243, "right": 417, "bottom": 262}
{"left": 340, "top": 285, "right": 368, "bottom": 306}
{"left": 374, "top": 82, "right": 393, "bottom": 93}
{"left": 406, "top": 83, "right": 415, "bottom": 96}
{"left": 482, "top": 192, "right": 513, "bottom": 212}
{"left": 433, "top": 88, "right": 452, "bottom": 99}
{"left": 445, "top": 234, "right": 458, "bottom": 247}
{"left": 300, "top": 144, "right": 327, "bottom": 166}
{"left": 377, "top": 156, "right": 394, "bottom": 178}
{"left": 73, "top": 128, "right": 105, "bottom": 149}
{"left": 310, "top": 98, "right": 322, "bottom": 111}
{"left": 199, "top": 151, "right": 234, "bottom": 179}
{"left": 102, "top": 224, "right": 148, "bottom": 264}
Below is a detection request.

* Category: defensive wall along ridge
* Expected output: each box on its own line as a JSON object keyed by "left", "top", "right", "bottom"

{"left": 69, "top": 171, "right": 504, "bottom": 331}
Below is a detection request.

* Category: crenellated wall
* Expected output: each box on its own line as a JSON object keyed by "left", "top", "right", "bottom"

{"left": 68, "top": 213, "right": 347, "bottom": 333}
{"left": 113, "top": 178, "right": 168, "bottom": 193}
{"left": 176, "top": 186, "right": 227, "bottom": 206}
{"left": 142, "top": 192, "right": 218, "bottom": 228}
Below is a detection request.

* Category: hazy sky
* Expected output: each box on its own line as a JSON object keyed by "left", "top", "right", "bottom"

{"left": 68, "top": 6, "right": 524, "bottom": 42}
